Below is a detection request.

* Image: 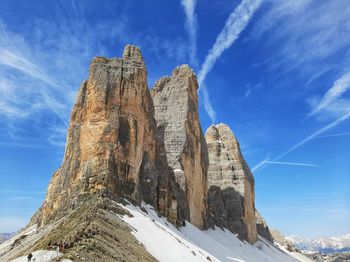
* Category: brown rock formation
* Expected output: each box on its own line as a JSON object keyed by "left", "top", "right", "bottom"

{"left": 151, "top": 65, "right": 208, "bottom": 229}
{"left": 256, "top": 210, "right": 273, "bottom": 242}
{"left": 35, "top": 45, "right": 182, "bottom": 226}
{"left": 205, "top": 124, "right": 257, "bottom": 243}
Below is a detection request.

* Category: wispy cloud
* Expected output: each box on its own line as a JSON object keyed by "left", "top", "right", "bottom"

{"left": 197, "top": 0, "right": 262, "bottom": 122}
{"left": 253, "top": 111, "right": 350, "bottom": 172}
{"left": 0, "top": 49, "right": 58, "bottom": 87}
{"left": 180, "top": 0, "right": 198, "bottom": 66}
{"left": 0, "top": 10, "right": 128, "bottom": 146}
{"left": 308, "top": 72, "right": 350, "bottom": 119}
{"left": 251, "top": 0, "right": 350, "bottom": 81}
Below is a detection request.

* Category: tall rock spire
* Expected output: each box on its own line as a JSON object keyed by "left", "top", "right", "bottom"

{"left": 206, "top": 124, "right": 257, "bottom": 243}
{"left": 151, "top": 65, "right": 209, "bottom": 229}
{"left": 36, "top": 45, "right": 181, "bottom": 226}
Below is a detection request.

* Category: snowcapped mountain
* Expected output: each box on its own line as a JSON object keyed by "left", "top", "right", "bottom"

{"left": 287, "top": 234, "right": 350, "bottom": 254}
{"left": 0, "top": 233, "right": 15, "bottom": 244}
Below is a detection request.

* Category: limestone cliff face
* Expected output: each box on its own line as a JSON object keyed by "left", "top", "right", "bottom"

{"left": 37, "top": 45, "right": 181, "bottom": 226}
{"left": 206, "top": 124, "right": 257, "bottom": 243}
{"left": 151, "top": 65, "right": 208, "bottom": 229}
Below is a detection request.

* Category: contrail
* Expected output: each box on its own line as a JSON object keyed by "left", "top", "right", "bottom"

{"left": 197, "top": 0, "right": 262, "bottom": 86}
{"left": 201, "top": 83, "right": 216, "bottom": 123}
{"left": 181, "top": 0, "right": 198, "bottom": 66}
{"left": 196, "top": 0, "right": 262, "bottom": 122}
{"left": 253, "top": 111, "right": 350, "bottom": 172}
{"left": 276, "top": 111, "right": 350, "bottom": 160}
{"left": 265, "top": 161, "right": 317, "bottom": 167}
{"left": 315, "top": 132, "right": 350, "bottom": 138}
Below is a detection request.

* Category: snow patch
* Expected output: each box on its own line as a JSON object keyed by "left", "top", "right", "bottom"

{"left": 117, "top": 202, "right": 306, "bottom": 262}
{"left": 10, "top": 250, "right": 71, "bottom": 262}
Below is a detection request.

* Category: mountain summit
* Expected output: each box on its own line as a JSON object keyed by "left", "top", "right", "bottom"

{"left": 0, "top": 45, "right": 306, "bottom": 262}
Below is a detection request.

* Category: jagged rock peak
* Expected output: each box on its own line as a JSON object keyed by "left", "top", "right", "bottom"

{"left": 152, "top": 64, "right": 197, "bottom": 93}
{"left": 205, "top": 123, "right": 257, "bottom": 243}
{"left": 151, "top": 64, "right": 208, "bottom": 229}
{"left": 122, "top": 44, "right": 143, "bottom": 61}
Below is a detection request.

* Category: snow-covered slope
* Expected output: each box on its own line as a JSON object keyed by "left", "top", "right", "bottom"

{"left": 287, "top": 234, "right": 350, "bottom": 254}
{"left": 117, "top": 202, "right": 309, "bottom": 262}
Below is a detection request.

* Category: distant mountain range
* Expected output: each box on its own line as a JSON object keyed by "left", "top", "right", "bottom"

{"left": 0, "top": 233, "right": 15, "bottom": 244}
{"left": 287, "top": 234, "right": 350, "bottom": 254}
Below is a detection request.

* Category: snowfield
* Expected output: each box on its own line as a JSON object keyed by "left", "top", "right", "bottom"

{"left": 10, "top": 250, "right": 72, "bottom": 262}
{"left": 117, "top": 202, "right": 311, "bottom": 262}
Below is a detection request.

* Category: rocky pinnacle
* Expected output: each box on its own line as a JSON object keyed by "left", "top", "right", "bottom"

{"left": 205, "top": 124, "right": 257, "bottom": 243}
{"left": 151, "top": 65, "right": 209, "bottom": 229}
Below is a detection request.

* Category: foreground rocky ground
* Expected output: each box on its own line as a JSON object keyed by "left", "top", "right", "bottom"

{"left": 0, "top": 194, "right": 156, "bottom": 262}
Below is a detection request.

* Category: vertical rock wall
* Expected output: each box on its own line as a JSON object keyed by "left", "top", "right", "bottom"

{"left": 151, "top": 65, "right": 208, "bottom": 229}
{"left": 206, "top": 124, "right": 257, "bottom": 243}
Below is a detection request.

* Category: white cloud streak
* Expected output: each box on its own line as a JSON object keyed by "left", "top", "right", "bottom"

{"left": 201, "top": 83, "right": 216, "bottom": 123}
{"left": 276, "top": 111, "right": 350, "bottom": 160}
{"left": 181, "top": 0, "right": 198, "bottom": 66}
{"left": 265, "top": 161, "right": 317, "bottom": 167}
{"left": 0, "top": 49, "right": 58, "bottom": 87}
{"left": 251, "top": 0, "right": 350, "bottom": 81}
{"left": 315, "top": 132, "right": 350, "bottom": 138}
{"left": 253, "top": 111, "right": 350, "bottom": 172}
{"left": 198, "top": 0, "right": 262, "bottom": 86}
{"left": 197, "top": 0, "right": 262, "bottom": 123}
{"left": 308, "top": 72, "right": 350, "bottom": 118}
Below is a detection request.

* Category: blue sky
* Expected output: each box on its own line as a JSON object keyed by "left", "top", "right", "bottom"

{"left": 0, "top": 0, "right": 349, "bottom": 238}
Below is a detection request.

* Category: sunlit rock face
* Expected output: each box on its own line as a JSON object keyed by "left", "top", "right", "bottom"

{"left": 36, "top": 45, "right": 183, "bottom": 226}
{"left": 151, "top": 65, "right": 209, "bottom": 229}
{"left": 206, "top": 124, "right": 257, "bottom": 243}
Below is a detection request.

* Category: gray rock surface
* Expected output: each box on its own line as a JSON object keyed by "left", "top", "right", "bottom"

{"left": 205, "top": 124, "right": 257, "bottom": 243}
{"left": 151, "top": 65, "right": 209, "bottom": 229}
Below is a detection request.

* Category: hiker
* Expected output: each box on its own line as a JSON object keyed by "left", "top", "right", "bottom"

{"left": 27, "top": 253, "right": 33, "bottom": 262}
{"left": 58, "top": 241, "right": 63, "bottom": 252}
{"left": 61, "top": 241, "right": 65, "bottom": 252}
